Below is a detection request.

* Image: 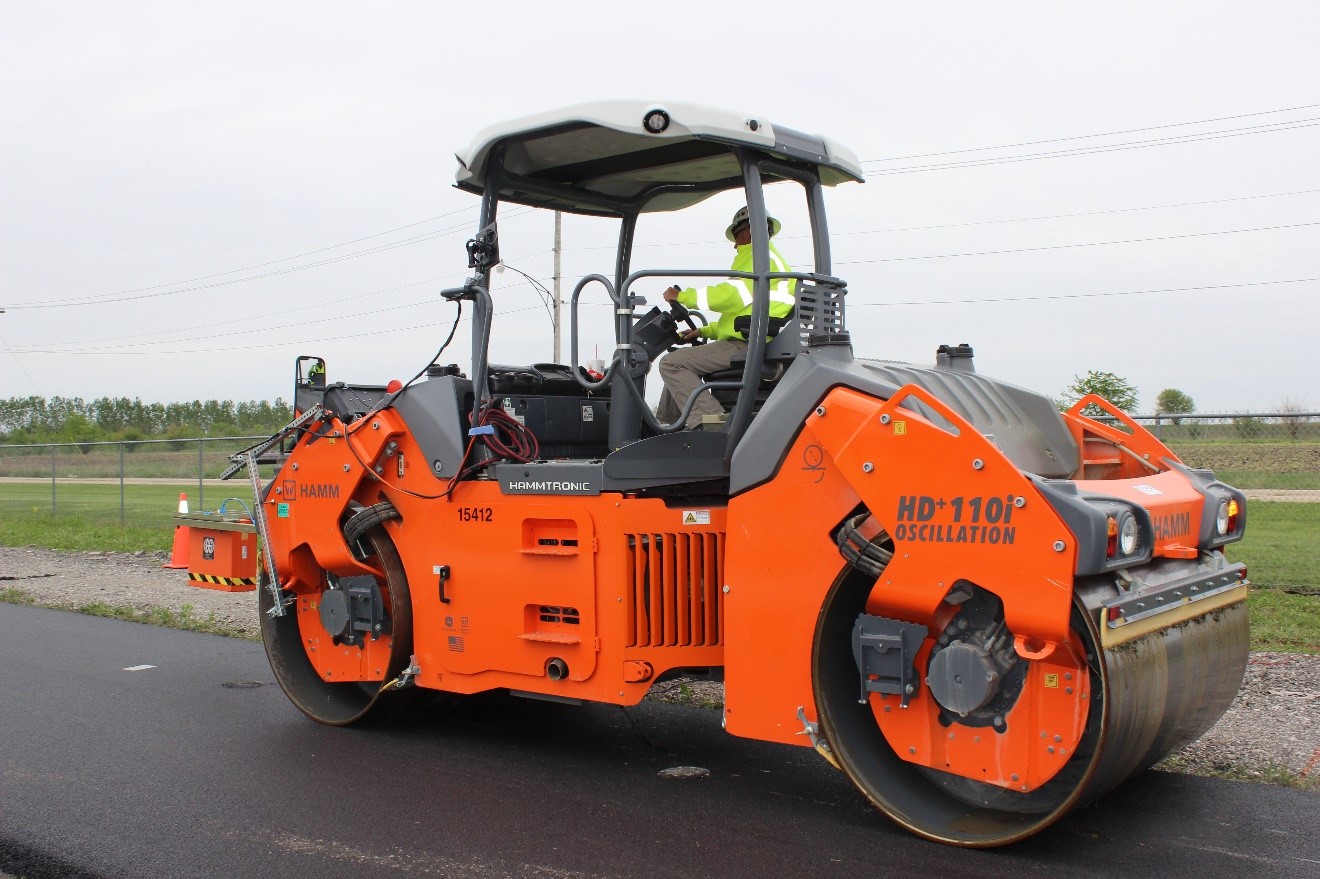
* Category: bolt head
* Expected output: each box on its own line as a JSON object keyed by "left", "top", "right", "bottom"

{"left": 972, "top": 458, "right": 984, "bottom": 470}
{"left": 1014, "top": 495, "right": 1026, "bottom": 508}
{"left": 815, "top": 406, "right": 827, "bottom": 417}
{"left": 862, "top": 462, "right": 874, "bottom": 473}
{"left": 880, "top": 413, "right": 891, "bottom": 424}
{"left": 1053, "top": 540, "right": 1066, "bottom": 552}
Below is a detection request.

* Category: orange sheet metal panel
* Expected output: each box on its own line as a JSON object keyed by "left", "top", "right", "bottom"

{"left": 724, "top": 427, "right": 862, "bottom": 745}
{"left": 261, "top": 410, "right": 407, "bottom": 590}
{"left": 1076, "top": 469, "right": 1205, "bottom": 559}
{"left": 296, "top": 592, "right": 395, "bottom": 682}
{"left": 380, "top": 484, "right": 727, "bottom": 705}
{"left": 873, "top": 632, "right": 1091, "bottom": 791}
{"left": 725, "top": 384, "right": 1079, "bottom": 750}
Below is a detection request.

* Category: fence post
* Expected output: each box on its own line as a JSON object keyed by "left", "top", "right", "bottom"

{"left": 198, "top": 438, "right": 205, "bottom": 511}
{"left": 1153, "top": 413, "right": 1162, "bottom": 440}
{"left": 119, "top": 441, "right": 126, "bottom": 524}
{"left": 50, "top": 444, "right": 56, "bottom": 516}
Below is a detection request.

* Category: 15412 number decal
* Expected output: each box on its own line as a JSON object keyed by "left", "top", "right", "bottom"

{"left": 458, "top": 506, "right": 493, "bottom": 523}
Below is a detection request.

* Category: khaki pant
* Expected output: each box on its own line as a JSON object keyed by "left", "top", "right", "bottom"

{"left": 656, "top": 339, "right": 748, "bottom": 429}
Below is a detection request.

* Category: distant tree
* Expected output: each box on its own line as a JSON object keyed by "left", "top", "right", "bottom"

{"left": 1059, "top": 370, "right": 1139, "bottom": 414}
{"left": 1155, "top": 388, "right": 1196, "bottom": 424}
{"left": 1277, "top": 397, "right": 1311, "bottom": 441}
{"left": 0, "top": 395, "right": 293, "bottom": 444}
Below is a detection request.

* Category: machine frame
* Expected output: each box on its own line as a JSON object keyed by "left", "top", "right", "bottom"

{"left": 228, "top": 102, "right": 1250, "bottom": 848}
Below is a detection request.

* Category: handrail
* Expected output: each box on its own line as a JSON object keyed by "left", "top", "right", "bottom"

{"left": 570, "top": 274, "right": 621, "bottom": 393}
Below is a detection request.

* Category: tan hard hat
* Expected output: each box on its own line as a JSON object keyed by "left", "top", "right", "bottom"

{"left": 725, "top": 206, "right": 781, "bottom": 241}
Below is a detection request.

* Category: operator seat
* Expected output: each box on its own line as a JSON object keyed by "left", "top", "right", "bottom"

{"left": 705, "top": 311, "right": 801, "bottom": 411}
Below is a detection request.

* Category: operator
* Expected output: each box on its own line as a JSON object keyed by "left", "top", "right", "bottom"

{"left": 656, "top": 206, "right": 796, "bottom": 429}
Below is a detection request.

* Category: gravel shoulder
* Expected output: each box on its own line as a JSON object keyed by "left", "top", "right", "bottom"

{"left": 2, "top": 544, "right": 1316, "bottom": 786}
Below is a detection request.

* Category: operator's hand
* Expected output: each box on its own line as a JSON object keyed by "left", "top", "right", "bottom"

{"left": 662, "top": 285, "right": 682, "bottom": 303}
{"left": 678, "top": 328, "right": 703, "bottom": 344}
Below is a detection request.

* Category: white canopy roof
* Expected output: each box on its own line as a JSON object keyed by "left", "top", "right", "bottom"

{"left": 453, "top": 101, "right": 864, "bottom": 215}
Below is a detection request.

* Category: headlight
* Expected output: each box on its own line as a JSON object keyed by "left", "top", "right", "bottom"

{"left": 1119, "top": 514, "right": 1140, "bottom": 555}
{"left": 1107, "top": 513, "right": 1142, "bottom": 558}
{"left": 1215, "top": 500, "right": 1231, "bottom": 536}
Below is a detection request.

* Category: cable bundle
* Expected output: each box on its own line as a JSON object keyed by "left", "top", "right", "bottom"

{"left": 474, "top": 404, "right": 540, "bottom": 464}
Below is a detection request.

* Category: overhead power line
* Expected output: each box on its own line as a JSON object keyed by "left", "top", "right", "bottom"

{"left": 2, "top": 257, "right": 555, "bottom": 354}
{"left": 849, "top": 276, "right": 1319, "bottom": 307}
{"left": 3, "top": 208, "right": 532, "bottom": 311}
{"left": 9, "top": 211, "right": 1316, "bottom": 353}
{"left": 829, "top": 188, "right": 1320, "bottom": 237}
{"left": 23, "top": 276, "right": 456, "bottom": 350}
{"left": 0, "top": 205, "right": 476, "bottom": 309}
{"left": 2, "top": 302, "right": 549, "bottom": 357}
{"left": 7, "top": 278, "right": 1314, "bottom": 357}
{"left": 570, "top": 187, "right": 1320, "bottom": 253}
{"left": 862, "top": 118, "right": 1320, "bottom": 177}
{"left": 835, "top": 220, "right": 1320, "bottom": 267}
{"left": 860, "top": 102, "right": 1320, "bottom": 164}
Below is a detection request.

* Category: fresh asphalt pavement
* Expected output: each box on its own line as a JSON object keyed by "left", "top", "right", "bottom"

{"left": 2, "top": 604, "right": 1317, "bottom": 879}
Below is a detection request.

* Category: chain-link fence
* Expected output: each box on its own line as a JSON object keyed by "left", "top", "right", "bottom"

{"left": 1135, "top": 411, "right": 1320, "bottom": 444}
{"left": 0, "top": 411, "right": 1316, "bottom": 531}
{"left": 0, "top": 436, "right": 274, "bottom": 529}
{"left": 1132, "top": 412, "right": 1320, "bottom": 491}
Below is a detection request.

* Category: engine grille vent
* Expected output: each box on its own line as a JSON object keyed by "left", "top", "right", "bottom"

{"left": 539, "top": 606, "right": 580, "bottom": 625}
{"left": 625, "top": 532, "right": 724, "bottom": 648}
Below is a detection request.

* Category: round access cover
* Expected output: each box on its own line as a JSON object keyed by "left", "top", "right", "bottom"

{"left": 318, "top": 589, "right": 351, "bottom": 639}
{"left": 927, "top": 641, "right": 1000, "bottom": 716}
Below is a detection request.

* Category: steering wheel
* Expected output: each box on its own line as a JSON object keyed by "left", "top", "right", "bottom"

{"left": 668, "top": 298, "right": 706, "bottom": 345}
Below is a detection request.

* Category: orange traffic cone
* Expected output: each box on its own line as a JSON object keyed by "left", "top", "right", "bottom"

{"left": 163, "top": 493, "right": 191, "bottom": 570}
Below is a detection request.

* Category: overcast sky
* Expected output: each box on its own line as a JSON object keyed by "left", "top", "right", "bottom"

{"left": 2, "top": 0, "right": 1317, "bottom": 414}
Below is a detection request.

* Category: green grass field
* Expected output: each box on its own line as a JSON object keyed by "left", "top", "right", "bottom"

{"left": 0, "top": 482, "right": 247, "bottom": 550}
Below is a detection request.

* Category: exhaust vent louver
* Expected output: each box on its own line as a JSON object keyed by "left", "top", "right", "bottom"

{"left": 625, "top": 532, "right": 724, "bottom": 648}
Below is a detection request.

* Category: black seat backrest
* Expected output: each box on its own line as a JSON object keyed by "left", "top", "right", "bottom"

{"left": 731, "top": 311, "right": 799, "bottom": 365}
{"left": 732, "top": 312, "right": 789, "bottom": 339}
{"left": 754, "top": 313, "right": 802, "bottom": 364}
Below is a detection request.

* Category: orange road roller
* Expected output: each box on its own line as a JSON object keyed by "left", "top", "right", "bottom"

{"left": 225, "top": 102, "right": 1249, "bottom": 847}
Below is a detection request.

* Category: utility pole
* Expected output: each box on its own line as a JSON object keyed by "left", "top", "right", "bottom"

{"left": 552, "top": 211, "right": 562, "bottom": 363}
